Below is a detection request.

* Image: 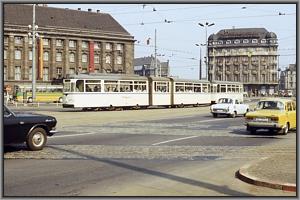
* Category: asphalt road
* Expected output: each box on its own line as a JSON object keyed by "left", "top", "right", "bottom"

{"left": 3, "top": 105, "right": 296, "bottom": 196}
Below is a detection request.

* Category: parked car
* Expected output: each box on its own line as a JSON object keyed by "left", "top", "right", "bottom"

{"left": 245, "top": 98, "right": 296, "bottom": 134}
{"left": 210, "top": 98, "right": 249, "bottom": 118}
{"left": 4, "top": 105, "right": 57, "bottom": 150}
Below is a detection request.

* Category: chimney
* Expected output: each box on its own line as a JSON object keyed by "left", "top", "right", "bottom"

{"left": 78, "top": 8, "right": 81, "bottom": 10}
{"left": 97, "top": 10, "right": 100, "bottom": 13}
{"left": 88, "top": 8, "right": 92, "bottom": 12}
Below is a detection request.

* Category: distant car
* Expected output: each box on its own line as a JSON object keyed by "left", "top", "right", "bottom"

{"left": 4, "top": 105, "right": 57, "bottom": 151}
{"left": 210, "top": 98, "right": 249, "bottom": 118}
{"left": 245, "top": 99, "right": 296, "bottom": 134}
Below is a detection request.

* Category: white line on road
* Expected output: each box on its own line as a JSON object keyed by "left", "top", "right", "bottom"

{"left": 197, "top": 118, "right": 237, "bottom": 123}
{"left": 49, "top": 132, "right": 98, "bottom": 138}
{"left": 152, "top": 135, "right": 199, "bottom": 146}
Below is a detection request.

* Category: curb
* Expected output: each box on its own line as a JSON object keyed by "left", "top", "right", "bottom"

{"left": 236, "top": 161, "right": 296, "bottom": 192}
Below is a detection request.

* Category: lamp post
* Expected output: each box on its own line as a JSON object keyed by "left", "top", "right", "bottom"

{"left": 28, "top": 4, "right": 38, "bottom": 102}
{"left": 195, "top": 43, "right": 206, "bottom": 80}
{"left": 198, "top": 22, "right": 215, "bottom": 81}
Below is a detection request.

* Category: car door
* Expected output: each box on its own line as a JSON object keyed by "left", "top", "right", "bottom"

{"left": 4, "top": 108, "right": 23, "bottom": 144}
{"left": 234, "top": 99, "right": 242, "bottom": 114}
{"left": 286, "top": 102, "right": 296, "bottom": 129}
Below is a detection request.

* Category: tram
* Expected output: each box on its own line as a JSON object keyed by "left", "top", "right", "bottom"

{"left": 62, "top": 73, "right": 243, "bottom": 110}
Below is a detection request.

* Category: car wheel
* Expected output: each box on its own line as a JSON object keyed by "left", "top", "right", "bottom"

{"left": 231, "top": 111, "right": 237, "bottom": 118}
{"left": 26, "top": 127, "right": 47, "bottom": 151}
{"left": 280, "top": 123, "right": 289, "bottom": 135}
{"left": 58, "top": 97, "right": 63, "bottom": 103}
{"left": 213, "top": 113, "right": 218, "bottom": 118}
{"left": 247, "top": 126, "right": 256, "bottom": 134}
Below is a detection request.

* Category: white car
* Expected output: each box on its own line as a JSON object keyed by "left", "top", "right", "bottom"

{"left": 210, "top": 98, "right": 249, "bottom": 118}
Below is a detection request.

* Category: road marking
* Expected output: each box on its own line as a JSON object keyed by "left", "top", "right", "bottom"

{"left": 50, "top": 132, "right": 98, "bottom": 138}
{"left": 152, "top": 135, "right": 199, "bottom": 146}
{"left": 197, "top": 118, "right": 237, "bottom": 123}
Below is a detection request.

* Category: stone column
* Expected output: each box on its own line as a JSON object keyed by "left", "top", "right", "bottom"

{"left": 64, "top": 38, "right": 69, "bottom": 76}
{"left": 101, "top": 41, "right": 106, "bottom": 73}
{"left": 124, "top": 42, "right": 134, "bottom": 74}
{"left": 8, "top": 35, "right": 14, "bottom": 80}
{"left": 50, "top": 38, "right": 56, "bottom": 80}
{"left": 76, "top": 39, "right": 82, "bottom": 73}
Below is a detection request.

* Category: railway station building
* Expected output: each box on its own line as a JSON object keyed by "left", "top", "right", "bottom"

{"left": 207, "top": 28, "right": 279, "bottom": 96}
{"left": 3, "top": 4, "right": 135, "bottom": 89}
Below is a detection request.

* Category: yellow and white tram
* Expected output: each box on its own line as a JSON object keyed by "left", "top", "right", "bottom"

{"left": 62, "top": 73, "right": 243, "bottom": 110}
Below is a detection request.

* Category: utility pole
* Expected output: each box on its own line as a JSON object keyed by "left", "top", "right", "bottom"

{"left": 32, "top": 4, "right": 36, "bottom": 101}
{"left": 154, "top": 29, "right": 157, "bottom": 77}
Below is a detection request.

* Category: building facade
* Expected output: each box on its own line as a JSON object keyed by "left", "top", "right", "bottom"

{"left": 133, "top": 56, "right": 169, "bottom": 77}
{"left": 3, "top": 4, "right": 135, "bottom": 88}
{"left": 207, "top": 28, "right": 278, "bottom": 96}
{"left": 279, "top": 64, "right": 296, "bottom": 96}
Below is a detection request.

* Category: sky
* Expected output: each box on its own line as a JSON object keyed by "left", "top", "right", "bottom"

{"left": 50, "top": 3, "right": 296, "bottom": 79}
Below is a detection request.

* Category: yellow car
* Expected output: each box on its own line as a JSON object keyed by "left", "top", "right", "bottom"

{"left": 245, "top": 98, "right": 296, "bottom": 134}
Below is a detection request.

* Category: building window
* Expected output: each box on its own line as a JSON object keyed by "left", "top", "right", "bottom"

{"left": 15, "top": 66, "right": 21, "bottom": 80}
{"left": 56, "top": 67, "right": 62, "bottom": 78}
{"left": 43, "top": 68, "right": 49, "bottom": 81}
{"left": 15, "top": 50, "right": 21, "bottom": 60}
{"left": 43, "top": 51, "right": 49, "bottom": 61}
{"left": 56, "top": 52, "right": 62, "bottom": 62}
{"left": 69, "top": 52, "right": 75, "bottom": 63}
{"left": 82, "top": 41, "right": 89, "bottom": 48}
{"left": 14, "top": 36, "right": 23, "bottom": 45}
{"left": 4, "top": 66, "right": 7, "bottom": 80}
{"left": 56, "top": 39, "right": 63, "bottom": 47}
{"left": 4, "top": 36, "right": 8, "bottom": 43}
{"left": 234, "top": 40, "right": 240, "bottom": 44}
{"left": 94, "top": 42, "right": 101, "bottom": 49}
{"left": 43, "top": 38, "right": 49, "bottom": 46}
{"left": 116, "top": 56, "right": 122, "bottom": 64}
{"left": 28, "top": 51, "right": 32, "bottom": 61}
{"left": 4, "top": 49, "right": 7, "bottom": 59}
{"left": 82, "top": 54, "right": 88, "bottom": 63}
{"left": 226, "top": 40, "right": 231, "bottom": 44}
{"left": 243, "top": 39, "right": 249, "bottom": 43}
{"left": 252, "top": 39, "right": 258, "bottom": 43}
{"left": 29, "top": 37, "right": 33, "bottom": 45}
{"left": 218, "top": 40, "right": 223, "bottom": 45}
{"left": 29, "top": 67, "right": 32, "bottom": 80}
{"left": 69, "top": 68, "right": 75, "bottom": 75}
{"left": 105, "top": 55, "right": 111, "bottom": 64}
{"left": 116, "top": 43, "right": 123, "bottom": 51}
{"left": 94, "top": 55, "right": 100, "bottom": 64}
{"left": 261, "top": 39, "right": 266, "bottom": 43}
{"left": 69, "top": 40, "right": 76, "bottom": 48}
{"left": 106, "top": 43, "right": 112, "bottom": 50}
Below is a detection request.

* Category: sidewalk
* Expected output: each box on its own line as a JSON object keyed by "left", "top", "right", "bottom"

{"left": 236, "top": 154, "right": 296, "bottom": 192}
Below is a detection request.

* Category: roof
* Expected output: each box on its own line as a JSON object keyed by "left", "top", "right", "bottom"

{"left": 67, "top": 73, "right": 148, "bottom": 81}
{"left": 4, "top": 4, "right": 131, "bottom": 35}
{"left": 210, "top": 28, "right": 276, "bottom": 40}
{"left": 134, "top": 56, "right": 160, "bottom": 66}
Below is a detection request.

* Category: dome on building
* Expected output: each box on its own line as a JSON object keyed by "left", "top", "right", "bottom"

{"left": 266, "top": 32, "right": 277, "bottom": 38}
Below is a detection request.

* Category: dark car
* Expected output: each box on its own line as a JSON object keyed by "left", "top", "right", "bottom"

{"left": 4, "top": 105, "right": 57, "bottom": 151}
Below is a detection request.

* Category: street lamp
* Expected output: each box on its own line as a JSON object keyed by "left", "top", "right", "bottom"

{"left": 28, "top": 4, "right": 38, "bottom": 102}
{"left": 198, "top": 22, "right": 215, "bottom": 81}
{"left": 195, "top": 43, "right": 206, "bottom": 80}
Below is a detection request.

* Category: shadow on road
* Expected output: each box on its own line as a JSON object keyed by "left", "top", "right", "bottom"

{"left": 48, "top": 145, "right": 253, "bottom": 196}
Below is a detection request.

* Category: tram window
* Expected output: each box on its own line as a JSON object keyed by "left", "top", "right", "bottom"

{"left": 120, "top": 81, "right": 133, "bottom": 92}
{"left": 104, "top": 80, "right": 118, "bottom": 92}
{"left": 217, "top": 85, "right": 220, "bottom": 93}
{"left": 220, "top": 85, "right": 226, "bottom": 92}
{"left": 76, "top": 80, "right": 84, "bottom": 92}
{"left": 203, "top": 84, "right": 208, "bottom": 93}
{"left": 134, "top": 81, "right": 147, "bottom": 92}
{"left": 185, "top": 83, "right": 193, "bottom": 93}
{"left": 85, "top": 84, "right": 101, "bottom": 92}
{"left": 175, "top": 83, "right": 184, "bottom": 92}
{"left": 194, "top": 84, "right": 201, "bottom": 93}
{"left": 155, "top": 81, "right": 168, "bottom": 92}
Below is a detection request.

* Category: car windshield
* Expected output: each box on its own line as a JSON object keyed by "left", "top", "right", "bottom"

{"left": 256, "top": 101, "right": 284, "bottom": 110}
{"left": 218, "top": 98, "right": 233, "bottom": 104}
